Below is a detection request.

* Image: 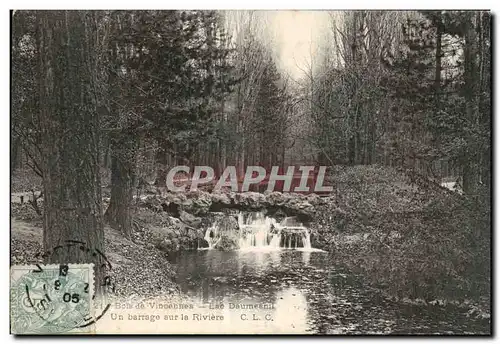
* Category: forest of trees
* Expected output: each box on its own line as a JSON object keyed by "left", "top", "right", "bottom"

{"left": 11, "top": 10, "right": 491, "bottom": 268}
{"left": 304, "top": 11, "right": 490, "bottom": 192}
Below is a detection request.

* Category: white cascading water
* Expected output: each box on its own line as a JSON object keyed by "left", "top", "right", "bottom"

{"left": 237, "top": 212, "right": 313, "bottom": 250}
{"left": 202, "top": 211, "right": 322, "bottom": 251}
{"left": 204, "top": 225, "right": 221, "bottom": 249}
{"left": 302, "top": 229, "right": 312, "bottom": 250}
{"left": 238, "top": 212, "right": 281, "bottom": 249}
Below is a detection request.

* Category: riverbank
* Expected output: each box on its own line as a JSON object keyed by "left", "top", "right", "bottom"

{"left": 310, "top": 165, "right": 490, "bottom": 319}
{"left": 11, "top": 202, "right": 178, "bottom": 298}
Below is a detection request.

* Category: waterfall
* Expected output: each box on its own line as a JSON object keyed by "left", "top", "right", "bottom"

{"left": 238, "top": 212, "right": 281, "bottom": 249}
{"left": 302, "top": 230, "right": 311, "bottom": 250}
{"left": 238, "top": 212, "right": 313, "bottom": 250}
{"left": 202, "top": 211, "right": 320, "bottom": 251}
{"left": 204, "top": 225, "right": 221, "bottom": 249}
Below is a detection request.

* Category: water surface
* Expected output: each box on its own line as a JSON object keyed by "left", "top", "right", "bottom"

{"left": 173, "top": 249, "right": 490, "bottom": 334}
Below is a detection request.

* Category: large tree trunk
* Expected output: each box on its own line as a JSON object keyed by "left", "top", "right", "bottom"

{"left": 38, "top": 11, "right": 105, "bottom": 281}
{"left": 105, "top": 138, "right": 137, "bottom": 236}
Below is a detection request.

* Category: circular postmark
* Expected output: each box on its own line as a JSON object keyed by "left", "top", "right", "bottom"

{"left": 11, "top": 265, "right": 93, "bottom": 334}
{"left": 12, "top": 240, "right": 117, "bottom": 334}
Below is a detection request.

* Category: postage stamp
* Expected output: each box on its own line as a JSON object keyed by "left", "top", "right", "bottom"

{"left": 10, "top": 264, "right": 95, "bottom": 334}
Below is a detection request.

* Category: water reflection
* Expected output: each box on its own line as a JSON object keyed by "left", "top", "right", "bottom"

{"left": 173, "top": 249, "right": 490, "bottom": 334}
{"left": 236, "top": 250, "right": 281, "bottom": 275}
{"left": 301, "top": 251, "right": 311, "bottom": 265}
{"left": 174, "top": 249, "right": 319, "bottom": 332}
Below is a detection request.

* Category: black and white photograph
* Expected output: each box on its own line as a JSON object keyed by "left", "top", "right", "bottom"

{"left": 9, "top": 9, "right": 492, "bottom": 335}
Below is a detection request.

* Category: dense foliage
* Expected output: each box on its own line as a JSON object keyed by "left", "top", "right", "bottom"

{"left": 11, "top": 10, "right": 490, "bottom": 311}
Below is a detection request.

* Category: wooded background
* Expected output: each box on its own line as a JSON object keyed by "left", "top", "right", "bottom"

{"left": 11, "top": 10, "right": 491, "bottom": 267}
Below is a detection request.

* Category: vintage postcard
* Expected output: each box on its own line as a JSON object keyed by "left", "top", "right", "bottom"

{"left": 10, "top": 9, "right": 491, "bottom": 335}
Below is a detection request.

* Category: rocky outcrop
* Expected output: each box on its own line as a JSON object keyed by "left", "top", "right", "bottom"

{"left": 179, "top": 210, "right": 202, "bottom": 228}
{"left": 205, "top": 213, "right": 240, "bottom": 251}
{"left": 134, "top": 208, "right": 204, "bottom": 254}
{"left": 137, "top": 190, "right": 325, "bottom": 220}
{"left": 212, "top": 212, "right": 239, "bottom": 233}
{"left": 150, "top": 222, "right": 205, "bottom": 253}
{"left": 135, "top": 191, "right": 328, "bottom": 253}
{"left": 216, "top": 236, "right": 239, "bottom": 251}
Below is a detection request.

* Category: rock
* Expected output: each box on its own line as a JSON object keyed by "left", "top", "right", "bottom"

{"left": 150, "top": 226, "right": 173, "bottom": 242}
{"left": 173, "top": 227, "right": 182, "bottom": 237}
{"left": 163, "top": 192, "right": 187, "bottom": 205}
{"left": 169, "top": 216, "right": 181, "bottom": 226}
{"left": 155, "top": 238, "right": 173, "bottom": 252}
{"left": 149, "top": 226, "right": 176, "bottom": 250}
{"left": 284, "top": 196, "right": 315, "bottom": 217}
{"left": 306, "top": 193, "right": 323, "bottom": 206}
{"left": 198, "top": 237, "right": 209, "bottom": 249}
{"left": 179, "top": 210, "right": 202, "bottom": 228}
{"left": 151, "top": 219, "right": 201, "bottom": 251}
{"left": 240, "top": 192, "right": 266, "bottom": 208}
{"left": 197, "top": 228, "right": 205, "bottom": 238}
{"left": 202, "top": 213, "right": 240, "bottom": 250}
{"left": 187, "top": 228, "right": 198, "bottom": 240}
{"left": 143, "top": 183, "right": 159, "bottom": 195}
{"left": 182, "top": 191, "right": 212, "bottom": 215}
{"left": 216, "top": 235, "right": 239, "bottom": 251}
{"left": 227, "top": 192, "right": 237, "bottom": 203}
{"left": 139, "top": 189, "right": 316, "bottom": 229}
{"left": 138, "top": 195, "right": 163, "bottom": 212}
{"left": 170, "top": 238, "right": 180, "bottom": 250}
{"left": 266, "top": 192, "right": 286, "bottom": 206}
{"left": 179, "top": 236, "right": 191, "bottom": 249}
{"left": 163, "top": 202, "right": 180, "bottom": 217}
{"left": 153, "top": 236, "right": 174, "bottom": 252}
{"left": 210, "top": 192, "right": 231, "bottom": 206}
{"left": 231, "top": 192, "right": 244, "bottom": 205}
{"left": 213, "top": 214, "right": 239, "bottom": 233}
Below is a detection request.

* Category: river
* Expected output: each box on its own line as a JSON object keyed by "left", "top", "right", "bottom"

{"left": 172, "top": 249, "right": 490, "bottom": 334}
